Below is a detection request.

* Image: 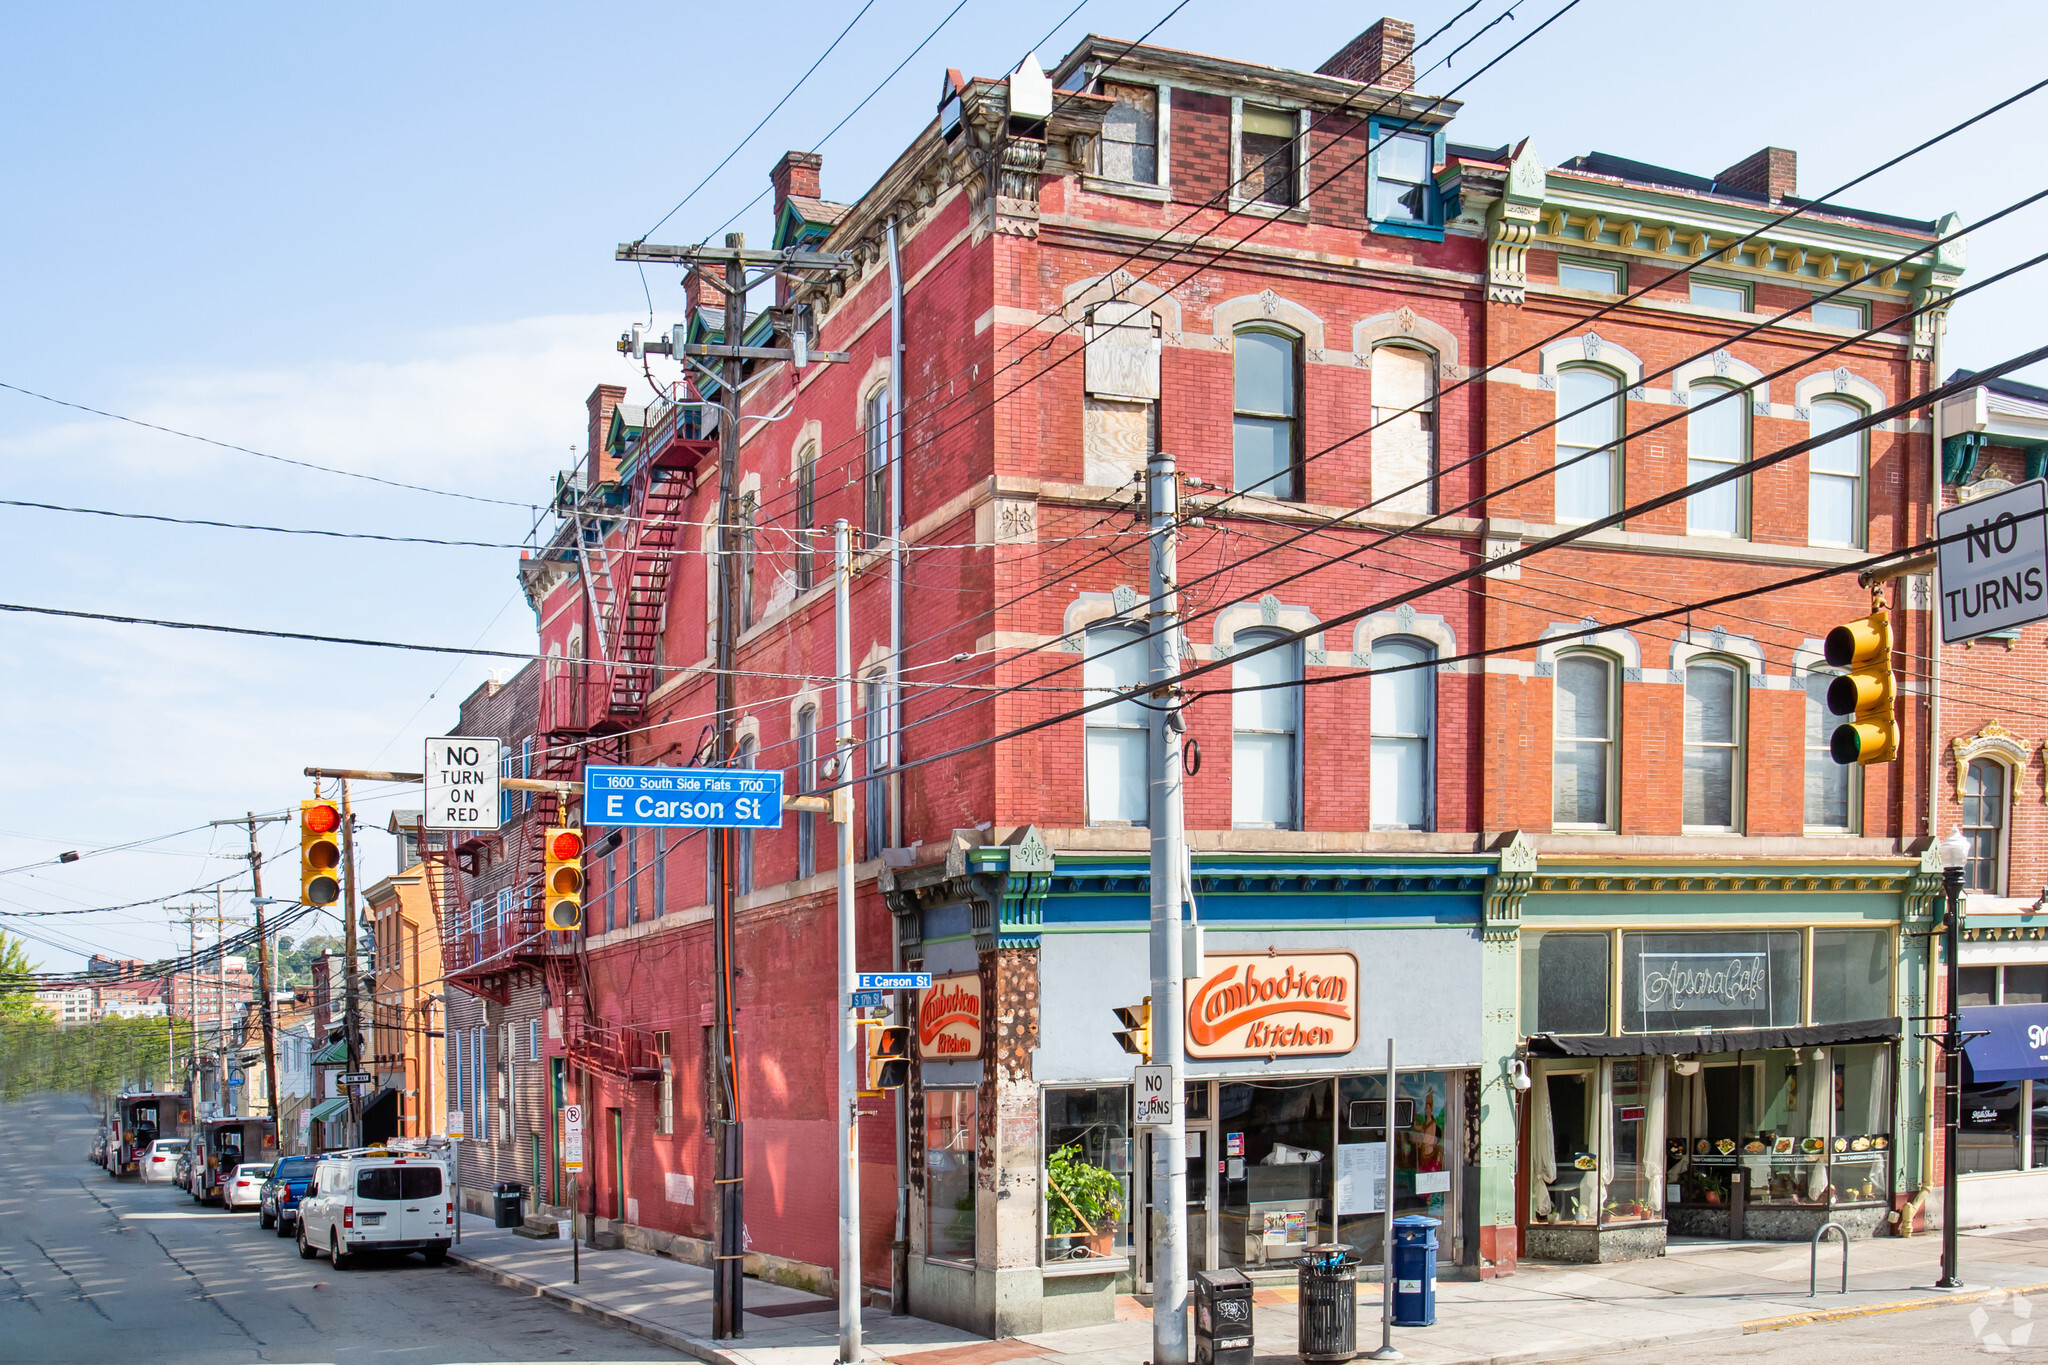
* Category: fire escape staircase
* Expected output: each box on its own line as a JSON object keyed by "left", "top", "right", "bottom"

{"left": 607, "top": 469, "right": 691, "bottom": 720}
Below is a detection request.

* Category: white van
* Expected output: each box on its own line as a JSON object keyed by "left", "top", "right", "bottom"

{"left": 296, "top": 1149, "right": 453, "bottom": 1267}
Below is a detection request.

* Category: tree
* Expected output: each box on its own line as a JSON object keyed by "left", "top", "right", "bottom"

{"left": 0, "top": 931, "right": 38, "bottom": 1018}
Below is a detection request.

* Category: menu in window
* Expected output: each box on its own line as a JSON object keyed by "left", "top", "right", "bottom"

{"left": 1336, "top": 1142, "right": 1386, "bottom": 1215}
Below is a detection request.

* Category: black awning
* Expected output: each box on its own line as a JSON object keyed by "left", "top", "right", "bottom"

{"left": 1528, "top": 1016, "right": 1901, "bottom": 1057}
{"left": 359, "top": 1086, "right": 400, "bottom": 1145}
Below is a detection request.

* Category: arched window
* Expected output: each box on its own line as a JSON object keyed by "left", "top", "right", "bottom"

{"left": 1370, "top": 636, "right": 1435, "bottom": 830}
{"left": 1233, "top": 327, "right": 1300, "bottom": 500}
{"left": 1371, "top": 345, "right": 1435, "bottom": 514}
{"left": 795, "top": 706, "right": 818, "bottom": 880}
{"left": 795, "top": 444, "right": 818, "bottom": 591}
{"left": 864, "top": 388, "right": 890, "bottom": 544}
{"left": 1084, "top": 626, "right": 1149, "bottom": 826}
{"left": 863, "top": 670, "right": 888, "bottom": 858}
{"left": 736, "top": 737, "right": 757, "bottom": 895}
{"left": 1686, "top": 381, "right": 1748, "bottom": 537}
{"left": 1553, "top": 652, "right": 1615, "bottom": 829}
{"left": 1556, "top": 367, "right": 1621, "bottom": 521}
{"left": 1809, "top": 397, "right": 1865, "bottom": 547}
{"left": 1683, "top": 659, "right": 1744, "bottom": 830}
{"left": 738, "top": 492, "right": 758, "bottom": 631}
{"left": 1802, "top": 671, "right": 1858, "bottom": 832}
{"left": 1232, "top": 629, "right": 1300, "bottom": 829}
{"left": 1963, "top": 758, "right": 2008, "bottom": 894}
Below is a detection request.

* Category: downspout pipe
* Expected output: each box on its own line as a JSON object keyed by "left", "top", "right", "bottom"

{"left": 885, "top": 212, "right": 911, "bottom": 1316}
{"left": 1924, "top": 321, "right": 1946, "bottom": 1211}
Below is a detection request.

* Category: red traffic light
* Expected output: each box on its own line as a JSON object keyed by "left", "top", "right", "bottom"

{"left": 549, "top": 829, "right": 584, "bottom": 860}
{"left": 303, "top": 802, "right": 341, "bottom": 834}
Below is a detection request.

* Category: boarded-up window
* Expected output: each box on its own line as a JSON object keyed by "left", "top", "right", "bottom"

{"left": 1370, "top": 345, "right": 1435, "bottom": 514}
{"left": 1084, "top": 398, "right": 1156, "bottom": 487}
{"left": 1084, "top": 302, "right": 1160, "bottom": 400}
{"left": 1097, "top": 83, "right": 1159, "bottom": 184}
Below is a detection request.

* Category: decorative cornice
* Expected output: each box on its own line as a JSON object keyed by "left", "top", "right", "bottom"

{"left": 1953, "top": 720, "right": 2029, "bottom": 800}
{"left": 1532, "top": 871, "right": 1911, "bottom": 895}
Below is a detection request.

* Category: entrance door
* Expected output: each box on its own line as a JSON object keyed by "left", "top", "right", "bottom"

{"left": 1140, "top": 1120, "right": 1215, "bottom": 1290}
{"left": 608, "top": 1108, "right": 625, "bottom": 1220}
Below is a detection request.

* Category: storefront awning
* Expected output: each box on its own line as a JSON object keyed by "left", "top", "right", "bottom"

{"left": 312, "top": 1039, "right": 349, "bottom": 1065}
{"left": 1528, "top": 1016, "right": 1900, "bottom": 1057}
{"left": 308, "top": 1096, "right": 350, "bottom": 1123}
{"left": 1961, "top": 1004, "right": 2048, "bottom": 1084}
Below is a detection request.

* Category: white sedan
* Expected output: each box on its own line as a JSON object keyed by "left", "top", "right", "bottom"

{"left": 222, "top": 1162, "right": 273, "bottom": 1210}
{"left": 140, "top": 1138, "right": 189, "bottom": 1184}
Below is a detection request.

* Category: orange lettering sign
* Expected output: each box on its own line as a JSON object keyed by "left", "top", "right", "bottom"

{"left": 917, "top": 973, "right": 983, "bottom": 1060}
{"left": 1184, "top": 952, "right": 1359, "bottom": 1059}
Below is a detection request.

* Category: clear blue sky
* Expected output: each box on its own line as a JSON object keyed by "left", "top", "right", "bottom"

{"left": 2, "top": 0, "right": 2042, "bottom": 970}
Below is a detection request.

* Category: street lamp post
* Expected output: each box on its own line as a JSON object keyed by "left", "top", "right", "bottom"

{"left": 1937, "top": 825, "right": 1970, "bottom": 1290}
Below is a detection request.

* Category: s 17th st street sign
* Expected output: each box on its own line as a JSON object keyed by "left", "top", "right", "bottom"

{"left": 583, "top": 765, "right": 784, "bottom": 828}
{"left": 425, "top": 737, "right": 502, "bottom": 831}
{"left": 1938, "top": 479, "right": 2048, "bottom": 643}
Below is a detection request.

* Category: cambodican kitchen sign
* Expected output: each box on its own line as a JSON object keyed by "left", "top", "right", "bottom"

{"left": 1184, "top": 951, "right": 1359, "bottom": 1059}
{"left": 917, "top": 973, "right": 983, "bottom": 1060}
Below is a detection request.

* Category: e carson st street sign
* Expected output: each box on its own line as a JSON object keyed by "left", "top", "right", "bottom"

{"left": 1938, "top": 479, "right": 2048, "bottom": 643}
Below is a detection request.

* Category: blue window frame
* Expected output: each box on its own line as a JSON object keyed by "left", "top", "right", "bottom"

{"left": 1368, "top": 119, "right": 1445, "bottom": 241}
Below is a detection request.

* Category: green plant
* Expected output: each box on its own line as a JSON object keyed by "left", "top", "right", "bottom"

{"left": 1045, "top": 1143, "right": 1123, "bottom": 1236}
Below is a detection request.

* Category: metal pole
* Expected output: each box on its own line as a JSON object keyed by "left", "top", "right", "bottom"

{"left": 1938, "top": 865, "right": 1964, "bottom": 1288}
{"left": 1147, "top": 451, "right": 1189, "bottom": 1365}
{"left": 1367, "top": 1038, "right": 1402, "bottom": 1361}
{"left": 341, "top": 779, "right": 362, "bottom": 1150}
{"left": 835, "top": 520, "right": 861, "bottom": 1362}
{"left": 243, "top": 815, "right": 281, "bottom": 1124}
{"left": 572, "top": 1172, "right": 580, "bottom": 1284}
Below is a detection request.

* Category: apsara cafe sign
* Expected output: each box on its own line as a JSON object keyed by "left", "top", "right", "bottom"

{"left": 1184, "top": 951, "right": 1359, "bottom": 1059}
{"left": 917, "top": 973, "right": 983, "bottom": 1060}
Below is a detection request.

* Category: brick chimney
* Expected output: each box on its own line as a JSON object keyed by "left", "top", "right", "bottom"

{"left": 586, "top": 383, "right": 626, "bottom": 487}
{"left": 771, "top": 150, "right": 823, "bottom": 217}
{"left": 1716, "top": 147, "right": 1797, "bottom": 204}
{"left": 1318, "top": 18, "right": 1416, "bottom": 89}
{"left": 682, "top": 265, "right": 724, "bottom": 319}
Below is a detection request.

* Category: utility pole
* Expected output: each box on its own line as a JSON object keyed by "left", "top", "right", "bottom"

{"left": 215, "top": 888, "right": 229, "bottom": 1116}
{"left": 615, "top": 230, "right": 856, "bottom": 1342}
{"left": 340, "top": 779, "right": 363, "bottom": 1150}
{"left": 1147, "top": 450, "right": 1190, "bottom": 1365}
{"left": 213, "top": 812, "right": 287, "bottom": 1127}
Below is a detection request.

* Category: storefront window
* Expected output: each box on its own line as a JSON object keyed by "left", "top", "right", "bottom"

{"left": 1812, "top": 929, "right": 1891, "bottom": 1024}
{"left": 1216, "top": 1079, "right": 1331, "bottom": 1269}
{"left": 2032, "top": 1086, "right": 2048, "bottom": 1169}
{"left": 1621, "top": 931, "right": 1802, "bottom": 1033}
{"left": 1532, "top": 1064, "right": 1598, "bottom": 1225}
{"left": 1523, "top": 931, "right": 1611, "bottom": 1035}
{"left": 1830, "top": 1043, "right": 1892, "bottom": 1203}
{"left": 1961, "top": 1082, "right": 2022, "bottom": 1174}
{"left": 926, "top": 1089, "right": 978, "bottom": 1260}
{"left": 1605, "top": 1061, "right": 1660, "bottom": 1221}
{"left": 2008, "top": 966, "right": 2048, "bottom": 1004}
{"left": 1043, "top": 1087, "right": 1132, "bottom": 1261}
{"left": 1960, "top": 967, "right": 1997, "bottom": 1007}
{"left": 1334, "top": 1072, "right": 1457, "bottom": 1262}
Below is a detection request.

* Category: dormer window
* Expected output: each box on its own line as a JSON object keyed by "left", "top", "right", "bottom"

{"left": 1096, "top": 82, "right": 1160, "bottom": 185}
{"left": 1237, "top": 104, "right": 1301, "bottom": 208}
{"left": 1368, "top": 121, "right": 1443, "bottom": 238}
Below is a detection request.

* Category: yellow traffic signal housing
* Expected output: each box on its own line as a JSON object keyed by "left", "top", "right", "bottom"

{"left": 543, "top": 827, "right": 585, "bottom": 931}
{"left": 1112, "top": 998, "right": 1152, "bottom": 1062}
{"left": 1823, "top": 598, "right": 1898, "bottom": 765}
{"left": 299, "top": 800, "right": 343, "bottom": 906}
{"left": 864, "top": 1023, "right": 910, "bottom": 1093}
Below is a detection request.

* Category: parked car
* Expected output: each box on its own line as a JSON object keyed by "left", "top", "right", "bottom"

{"left": 297, "top": 1151, "right": 453, "bottom": 1268}
{"left": 140, "top": 1137, "right": 189, "bottom": 1184}
{"left": 222, "top": 1160, "right": 273, "bottom": 1210}
{"left": 173, "top": 1147, "right": 197, "bottom": 1192}
{"left": 261, "top": 1155, "right": 319, "bottom": 1234}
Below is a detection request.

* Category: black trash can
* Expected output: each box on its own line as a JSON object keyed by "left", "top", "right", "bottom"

{"left": 1297, "top": 1244, "right": 1358, "bottom": 1363}
{"left": 493, "top": 1180, "right": 526, "bottom": 1230}
{"left": 1193, "top": 1266, "right": 1255, "bottom": 1365}
{"left": 1390, "top": 1216, "right": 1440, "bottom": 1327}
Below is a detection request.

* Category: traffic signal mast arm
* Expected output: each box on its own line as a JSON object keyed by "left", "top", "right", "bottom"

{"left": 298, "top": 765, "right": 829, "bottom": 811}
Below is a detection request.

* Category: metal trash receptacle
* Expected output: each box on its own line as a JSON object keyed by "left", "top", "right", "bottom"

{"left": 1193, "top": 1266, "right": 1255, "bottom": 1365}
{"left": 493, "top": 1180, "right": 526, "bottom": 1230}
{"left": 1297, "top": 1244, "right": 1358, "bottom": 1362}
{"left": 1390, "top": 1215, "right": 1440, "bottom": 1327}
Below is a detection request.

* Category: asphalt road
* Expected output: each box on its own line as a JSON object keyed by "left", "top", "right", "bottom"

{"left": 0, "top": 1092, "right": 672, "bottom": 1363}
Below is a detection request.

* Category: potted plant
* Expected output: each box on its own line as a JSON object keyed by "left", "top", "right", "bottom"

{"left": 1046, "top": 1143, "right": 1123, "bottom": 1257}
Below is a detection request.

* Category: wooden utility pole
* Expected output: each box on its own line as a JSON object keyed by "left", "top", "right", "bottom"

{"left": 340, "top": 778, "right": 363, "bottom": 1149}
{"left": 212, "top": 812, "right": 287, "bottom": 1126}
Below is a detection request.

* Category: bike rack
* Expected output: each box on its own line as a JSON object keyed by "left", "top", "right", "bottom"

{"left": 1809, "top": 1221, "right": 1849, "bottom": 1297}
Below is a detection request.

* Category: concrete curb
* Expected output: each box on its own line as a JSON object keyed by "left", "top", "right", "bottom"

{"left": 1741, "top": 1279, "right": 2048, "bottom": 1333}
{"left": 449, "top": 1248, "right": 747, "bottom": 1365}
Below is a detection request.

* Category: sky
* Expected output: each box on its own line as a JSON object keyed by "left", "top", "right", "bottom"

{"left": 2, "top": 0, "right": 2043, "bottom": 972}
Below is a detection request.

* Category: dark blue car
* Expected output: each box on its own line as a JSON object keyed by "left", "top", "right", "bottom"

{"left": 260, "top": 1155, "right": 318, "bottom": 1235}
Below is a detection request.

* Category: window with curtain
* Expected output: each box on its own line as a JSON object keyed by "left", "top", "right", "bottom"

{"left": 864, "top": 388, "right": 889, "bottom": 545}
{"left": 795, "top": 444, "right": 817, "bottom": 591}
{"left": 1233, "top": 327, "right": 1299, "bottom": 499}
{"left": 796, "top": 706, "right": 818, "bottom": 880}
{"left": 736, "top": 738, "right": 757, "bottom": 894}
{"left": 1370, "top": 636, "right": 1434, "bottom": 830}
{"left": 1371, "top": 128, "right": 1432, "bottom": 224}
{"left": 1370, "top": 345, "right": 1434, "bottom": 514}
{"left": 1808, "top": 397, "right": 1865, "bottom": 547}
{"left": 1237, "top": 104, "right": 1297, "bottom": 207}
{"left": 1552, "top": 652, "right": 1614, "bottom": 829}
{"left": 1803, "top": 671, "right": 1856, "bottom": 831}
{"left": 1963, "top": 758, "right": 2008, "bottom": 893}
{"left": 864, "top": 673, "right": 887, "bottom": 858}
{"left": 1096, "top": 82, "right": 1159, "bottom": 184}
{"left": 1686, "top": 381, "right": 1747, "bottom": 536}
{"left": 1084, "top": 626, "right": 1149, "bottom": 826}
{"left": 1683, "top": 660, "right": 1742, "bottom": 830}
{"left": 1232, "top": 630, "right": 1299, "bottom": 828}
{"left": 1555, "top": 367, "right": 1620, "bottom": 521}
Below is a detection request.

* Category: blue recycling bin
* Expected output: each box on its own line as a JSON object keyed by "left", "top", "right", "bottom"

{"left": 1390, "top": 1215, "right": 1440, "bottom": 1327}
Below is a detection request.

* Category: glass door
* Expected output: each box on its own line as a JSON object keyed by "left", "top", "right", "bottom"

{"left": 1139, "top": 1087, "right": 1217, "bottom": 1291}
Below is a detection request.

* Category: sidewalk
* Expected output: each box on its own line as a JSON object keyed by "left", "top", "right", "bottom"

{"left": 448, "top": 1221, "right": 2048, "bottom": 1365}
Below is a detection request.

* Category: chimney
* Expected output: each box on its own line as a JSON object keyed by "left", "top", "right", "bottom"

{"left": 1716, "top": 147, "right": 1797, "bottom": 204}
{"left": 1318, "top": 18, "right": 1416, "bottom": 89}
{"left": 586, "top": 383, "right": 626, "bottom": 487}
{"left": 683, "top": 265, "right": 724, "bottom": 319}
{"left": 771, "top": 150, "right": 823, "bottom": 218}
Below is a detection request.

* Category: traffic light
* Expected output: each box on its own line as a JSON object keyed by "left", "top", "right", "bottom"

{"left": 299, "top": 800, "right": 343, "bottom": 906}
{"left": 1112, "top": 998, "right": 1152, "bottom": 1062}
{"left": 1823, "top": 597, "right": 1899, "bottom": 765}
{"left": 864, "top": 1023, "right": 910, "bottom": 1093}
{"left": 543, "top": 827, "right": 584, "bottom": 931}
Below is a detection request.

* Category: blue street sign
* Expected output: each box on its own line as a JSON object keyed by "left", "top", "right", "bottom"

{"left": 228, "top": 1075, "right": 244, "bottom": 1086}
{"left": 583, "top": 765, "right": 784, "bottom": 829}
{"left": 849, "top": 990, "right": 887, "bottom": 1010}
{"left": 857, "top": 972, "right": 932, "bottom": 991}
